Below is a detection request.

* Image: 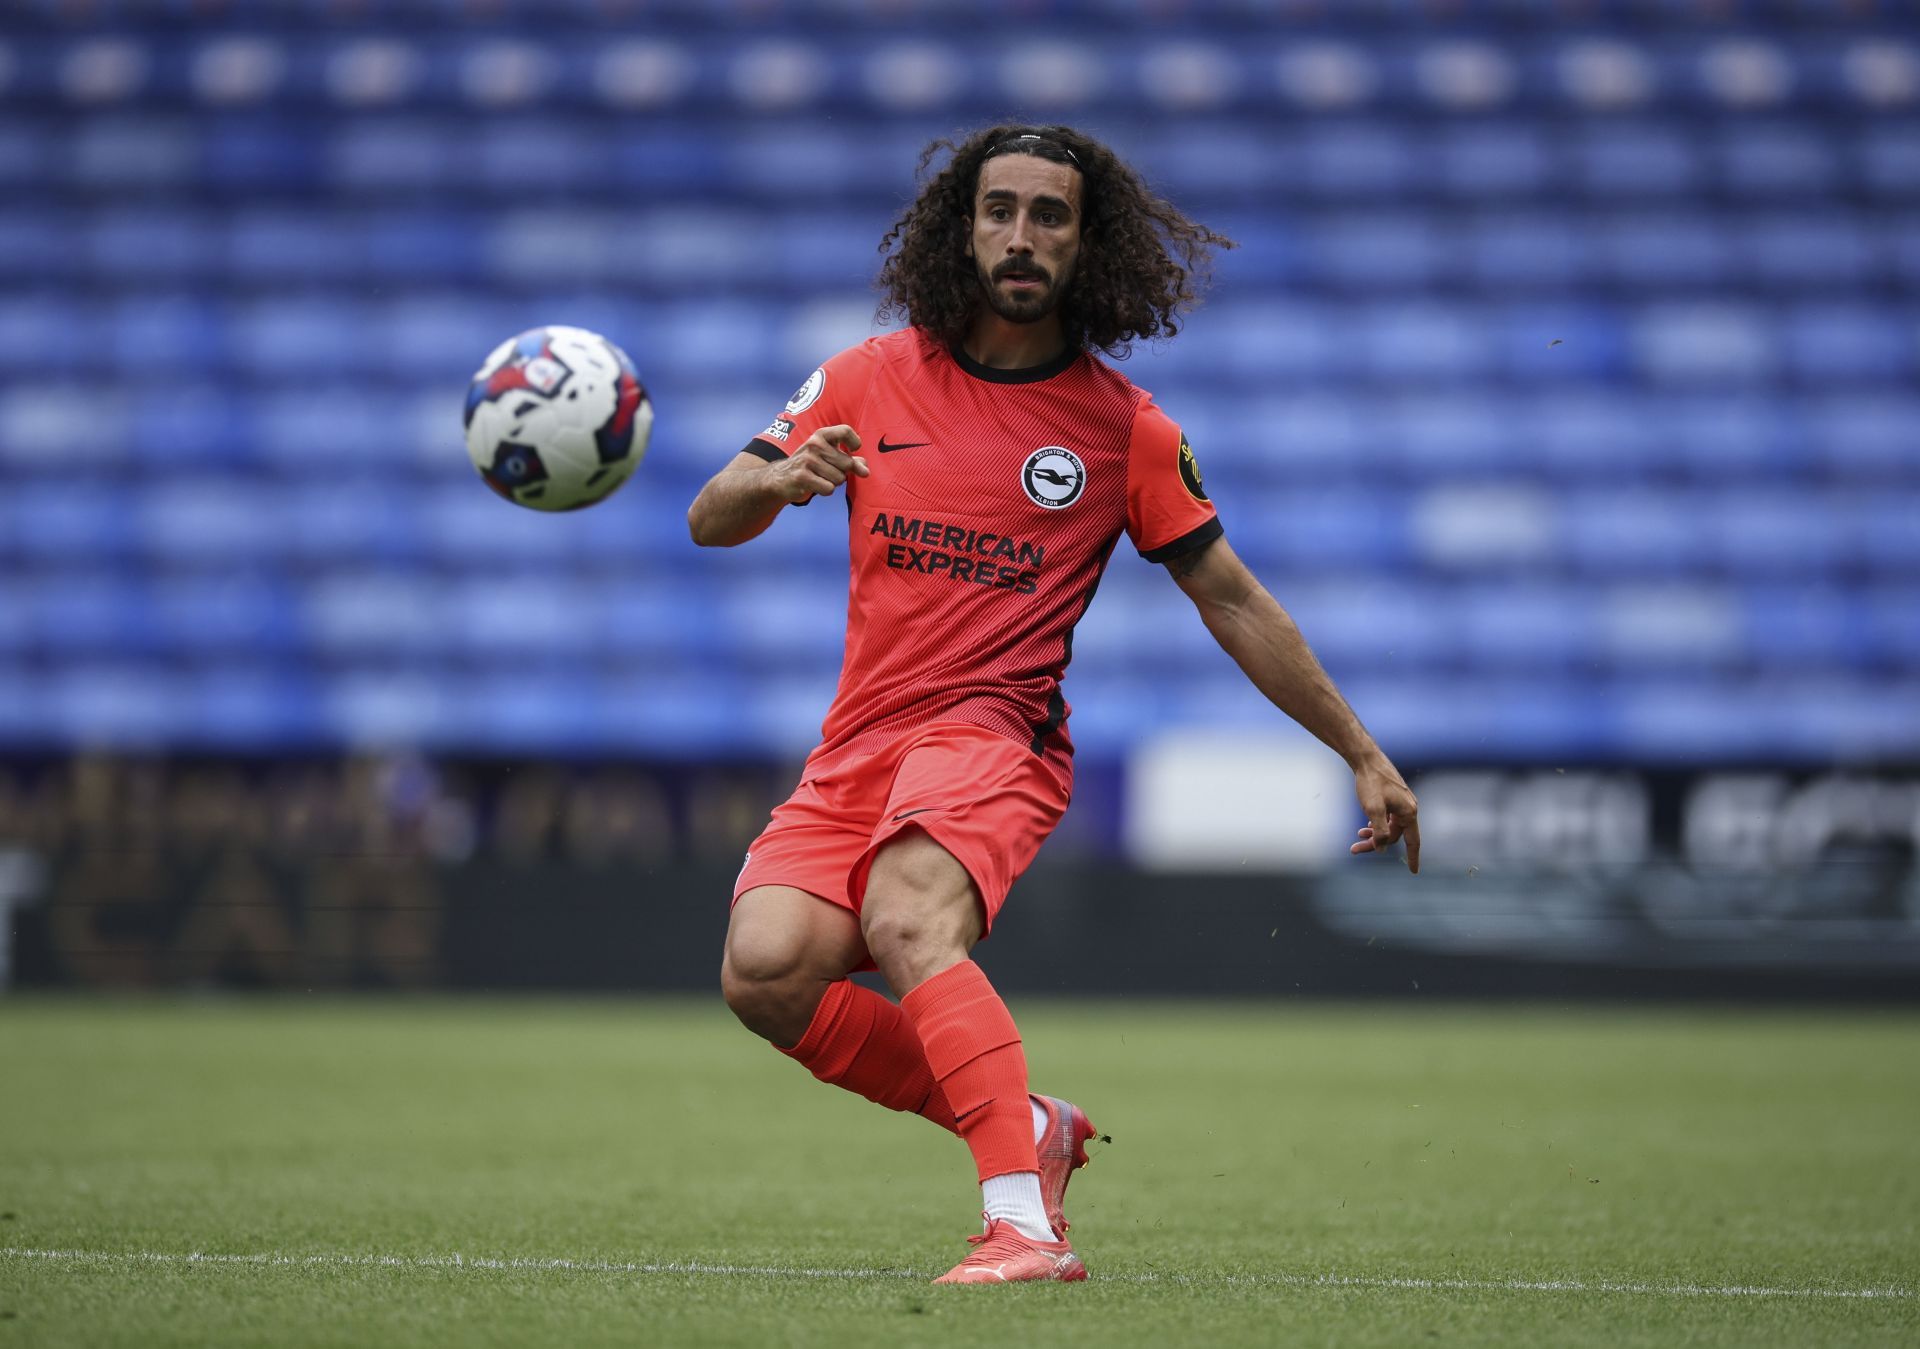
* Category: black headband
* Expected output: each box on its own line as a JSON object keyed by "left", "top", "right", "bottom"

{"left": 984, "top": 133, "right": 1081, "bottom": 168}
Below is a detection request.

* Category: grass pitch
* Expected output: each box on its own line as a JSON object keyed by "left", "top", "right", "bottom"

{"left": 1, "top": 997, "right": 1914, "bottom": 1348}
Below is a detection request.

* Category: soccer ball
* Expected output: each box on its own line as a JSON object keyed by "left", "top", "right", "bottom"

{"left": 463, "top": 325, "right": 653, "bottom": 511}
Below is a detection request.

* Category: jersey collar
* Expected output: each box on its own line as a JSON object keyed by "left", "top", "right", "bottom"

{"left": 948, "top": 341, "right": 1081, "bottom": 385}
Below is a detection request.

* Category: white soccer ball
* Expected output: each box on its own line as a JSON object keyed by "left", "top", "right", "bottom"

{"left": 463, "top": 325, "right": 653, "bottom": 511}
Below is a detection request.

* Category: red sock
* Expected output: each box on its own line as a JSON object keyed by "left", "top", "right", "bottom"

{"left": 900, "top": 961, "right": 1037, "bottom": 1183}
{"left": 779, "top": 980, "right": 958, "bottom": 1133}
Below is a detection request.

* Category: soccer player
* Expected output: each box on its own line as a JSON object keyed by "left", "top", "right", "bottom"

{"left": 687, "top": 125, "right": 1420, "bottom": 1285}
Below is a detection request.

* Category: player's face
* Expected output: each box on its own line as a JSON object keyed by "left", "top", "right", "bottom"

{"left": 968, "top": 154, "right": 1083, "bottom": 326}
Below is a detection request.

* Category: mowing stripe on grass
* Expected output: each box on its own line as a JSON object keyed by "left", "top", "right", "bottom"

{"left": 3, "top": 1247, "right": 1910, "bottom": 1301}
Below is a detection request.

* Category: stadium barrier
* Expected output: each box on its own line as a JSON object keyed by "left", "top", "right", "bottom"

{"left": 3, "top": 755, "right": 1914, "bottom": 1000}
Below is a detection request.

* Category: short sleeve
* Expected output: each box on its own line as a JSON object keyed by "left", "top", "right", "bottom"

{"left": 742, "top": 342, "right": 879, "bottom": 462}
{"left": 1125, "top": 400, "right": 1222, "bottom": 562}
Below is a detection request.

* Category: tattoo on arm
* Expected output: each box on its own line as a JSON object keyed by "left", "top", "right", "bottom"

{"left": 1164, "top": 551, "right": 1207, "bottom": 580}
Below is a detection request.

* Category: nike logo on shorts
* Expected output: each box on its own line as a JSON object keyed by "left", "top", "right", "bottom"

{"left": 891, "top": 807, "right": 935, "bottom": 822}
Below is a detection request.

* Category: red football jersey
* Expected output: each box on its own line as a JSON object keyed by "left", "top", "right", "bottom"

{"left": 745, "top": 327, "right": 1221, "bottom": 786}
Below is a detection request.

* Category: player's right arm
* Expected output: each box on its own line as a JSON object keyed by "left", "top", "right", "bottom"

{"left": 686, "top": 427, "right": 868, "bottom": 547}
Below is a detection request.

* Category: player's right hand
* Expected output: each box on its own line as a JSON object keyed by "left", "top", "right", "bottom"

{"left": 769, "top": 425, "right": 868, "bottom": 504}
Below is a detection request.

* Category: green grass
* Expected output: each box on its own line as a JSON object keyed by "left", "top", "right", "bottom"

{"left": 1, "top": 997, "right": 1914, "bottom": 1347}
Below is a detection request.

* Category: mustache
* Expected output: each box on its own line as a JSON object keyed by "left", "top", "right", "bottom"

{"left": 992, "top": 260, "right": 1051, "bottom": 284}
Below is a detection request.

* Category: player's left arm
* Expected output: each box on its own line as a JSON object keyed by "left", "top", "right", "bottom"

{"left": 1166, "top": 537, "right": 1420, "bottom": 873}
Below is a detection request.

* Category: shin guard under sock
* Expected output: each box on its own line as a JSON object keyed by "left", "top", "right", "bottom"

{"left": 900, "top": 960, "right": 1038, "bottom": 1183}
{"left": 779, "top": 979, "right": 958, "bottom": 1132}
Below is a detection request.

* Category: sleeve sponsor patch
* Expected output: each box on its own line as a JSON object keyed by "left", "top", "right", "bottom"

{"left": 1178, "top": 432, "right": 1208, "bottom": 502}
{"left": 763, "top": 416, "right": 795, "bottom": 442}
{"left": 784, "top": 368, "right": 825, "bottom": 416}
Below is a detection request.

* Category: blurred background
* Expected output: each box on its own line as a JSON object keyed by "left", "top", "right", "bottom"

{"left": 1, "top": 0, "right": 1915, "bottom": 998}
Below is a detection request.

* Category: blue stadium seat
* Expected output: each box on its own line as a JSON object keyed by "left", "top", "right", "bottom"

{"left": 1497, "top": 304, "right": 1628, "bottom": 381}
{"left": 1459, "top": 582, "right": 1601, "bottom": 670}
{"left": 1563, "top": 489, "right": 1712, "bottom": 577}
{"left": 83, "top": 209, "right": 217, "bottom": 282}
{"left": 444, "top": 577, "right": 601, "bottom": 660}
{"left": 629, "top": 301, "right": 777, "bottom": 386}
{"left": 1467, "top": 213, "right": 1591, "bottom": 288}
{"left": 1858, "top": 122, "right": 1920, "bottom": 199}
{"left": 25, "top": 574, "right": 151, "bottom": 654}
{"left": 1599, "top": 213, "right": 1736, "bottom": 289}
{"left": 1295, "top": 121, "right": 1424, "bottom": 198}
{"left": 1307, "top": 213, "right": 1448, "bottom": 290}
{"left": 1853, "top": 497, "right": 1920, "bottom": 573}
{"left": 1374, "top": 392, "right": 1523, "bottom": 477}
{"left": 0, "top": 586, "right": 27, "bottom": 655}
{"left": 1278, "top": 577, "right": 1457, "bottom": 669}
{"left": 1357, "top": 303, "right": 1495, "bottom": 381}
{"left": 1705, "top": 490, "right": 1849, "bottom": 576}
{"left": 230, "top": 299, "right": 375, "bottom": 378}
{"left": 253, "top": 387, "right": 410, "bottom": 469}
{"left": 1805, "top": 394, "right": 1919, "bottom": 480}
{"left": 229, "top": 210, "right": 369, "bottom": 282}
{"left": 0, "top": 387, "right": 132, "bottom": 468}
{"left": 1716, "top": 121, "right": 1839, "bottom": 196}
{"left": 1432, "top": 121, "right": 1555, "bottom": 198}
{"left": 1615, "top": 679, "right": 1783, "bottom": 761}
{"left": 1632, "top": 303, "right": 1780, "bottom": 385}
{"left": 107, "top": 297, "right": 228, "bottom": 378}
{"left": 68, "top": 117, "right": 199, "bottom": 190}
{"left": 384, "top": 295, "right": 515, "bottom": 381}
{"left": 1572, "top": 122, "right": 1701, "bottom": 196}
{"left": 4, "top": 486, "right": 136, "bottom": 563}
{"left": 0, "top": 296, "right": 98, "bottom": 376}
{"left": 1862, "top": 587, "right": 1920, "bottom": 666}
{"left": 51, "top": 664, "right": 187, "bottom": 744}
{"left": 1660, "top": 394, "right": 1808, "bottom": 479}
{"left": 1743, "top": 586, "right": 1870, "bottom": 670}
{"left": 203, "top": 118, "right": 322, "bottom": 191}
{"left": 184, "top": 668, "right": 322, "bottom": 748}
{"left": 137, "top": 484, "right": 289, "bottom": 563}
{"left": 0, "top": 212, "right": 76, "bottom": 282}
{"left": 1742, "top": 213, "right": 1882, "bottom": 289}
{"left": 1598, "top": 584, "right": 1745, "bottom": 669}
{"left": 1782, "top": 304, "right": 1912, "bottom": 382}
{"left": 286, "top": 488, "right": 426, "bottom": 566}
{"left": 1411, "top": 482, "right": 1559, "bottom": 572}
{"left": 361, "top": 212, "right": 482, "bottom": 283}
{"left": 478, "top": 119, "right": 611, "bottom": 194}
{"left": 1524, "top": 390, "right": 1667, "bottom": 480}
{"left": 320, "top": 668, "right": 448, "bottom": 747}
{"left": 617, "top": 125, "right": 736, "bottom": 193}
{"left": 326, "top": 119, "right": 457, "bottom": 192}
{"left": 1224, "top": 393, "right": 1368, "bottom": 485}
{"left": 1134, "top": 123, "right": 1294, "bottom": 200}
{"left": 148, "top": 577, "right": 301, "bottom": 655}
{"left": 716, "top": 582, "right": 848, "bottom": 666}
{"left": 305, "top": 573, "right": 454, "bottom": 658}
{"left": 1238, "top": 488, "right": 1410, "bottom": 573}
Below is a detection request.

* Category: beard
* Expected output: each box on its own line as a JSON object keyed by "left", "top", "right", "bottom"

{"left": 975, "top": 256, "right": 1068, "bottom": 325}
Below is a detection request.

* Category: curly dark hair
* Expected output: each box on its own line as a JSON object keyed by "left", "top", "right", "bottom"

{"left": 876, "top": 124, "right": 1234, "bottom": 358}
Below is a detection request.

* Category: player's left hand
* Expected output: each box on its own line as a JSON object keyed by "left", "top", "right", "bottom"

{"left": 1349, "top": 755, "right": 1420, "bottom": 874}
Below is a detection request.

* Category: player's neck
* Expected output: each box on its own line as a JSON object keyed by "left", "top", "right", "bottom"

{"left": 959, "top": 314, "right": 1070, "bottom": 372}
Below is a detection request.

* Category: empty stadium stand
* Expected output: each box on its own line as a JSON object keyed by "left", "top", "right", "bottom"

{"left": 0, "top": 2, "right": 1914, "bottom": 760}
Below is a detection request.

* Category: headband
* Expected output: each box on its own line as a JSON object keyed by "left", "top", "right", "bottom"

{"left": 984, "top": 133, "right": 1081, "bottom": 168}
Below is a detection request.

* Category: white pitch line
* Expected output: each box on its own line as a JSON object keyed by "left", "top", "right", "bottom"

{"left": 1, "top": 1247, "right": 1910, "bottom": 1302}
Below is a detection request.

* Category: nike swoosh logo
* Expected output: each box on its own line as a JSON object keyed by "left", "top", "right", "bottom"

{"left": 891, "top": 807, "right": 935, "bottom": 822}
{"left": 877, "top": 437, "right": 931, "bottom": 454}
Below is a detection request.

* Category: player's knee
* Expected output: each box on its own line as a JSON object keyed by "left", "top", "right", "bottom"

{"left": 860, "top": 904, "right": 958, "bottom": 992}
{"left": 719, "top": 932, "right": 814, "bottom": 1043}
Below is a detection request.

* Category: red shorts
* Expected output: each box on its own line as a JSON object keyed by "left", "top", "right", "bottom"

{"left": 732, "top": 722, "right": 1071, "bottom": 939}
